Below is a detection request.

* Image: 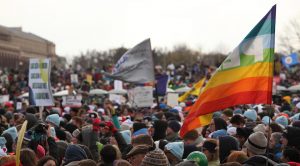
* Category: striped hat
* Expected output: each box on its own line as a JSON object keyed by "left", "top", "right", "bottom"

{"left": 141, "top": 149, "right": 169, "bottom": 166}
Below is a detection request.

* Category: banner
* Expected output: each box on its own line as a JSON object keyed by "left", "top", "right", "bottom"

{"left": 105, "top": 39, "right": 155, "bottom": 84}
{"left": 128, "top": 86, "right": 153, "bottom": 107}
{"left": 62, "top": 95, "right": 82, "bottom": 107}
{"left": 28, "top": 59, "right": 54, "bottom": 106}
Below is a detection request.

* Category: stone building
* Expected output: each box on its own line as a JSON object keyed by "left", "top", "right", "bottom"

{"left": 0, "top": 25, "right": 57, "bottom": 70}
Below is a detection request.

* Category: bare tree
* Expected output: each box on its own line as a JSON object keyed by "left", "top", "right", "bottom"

{"left": 278, "top": 19, "right": 300, "bottom": 55}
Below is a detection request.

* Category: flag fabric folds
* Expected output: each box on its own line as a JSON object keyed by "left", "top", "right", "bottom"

{"left": 281, "top": 53, "right": 299, "bottom": 68}
{"left": 180, "top": 5, "right": 276, "bottom": 137}
{"left": 155, "top": 74, "right": 169, "bottom": 96}
{"left": 178, "top": 77, "right": 206, "bottom": 102}
{"left": 105, "top": 39, "right": 155, "bottom": 84}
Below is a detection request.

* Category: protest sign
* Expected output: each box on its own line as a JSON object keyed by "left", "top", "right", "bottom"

{"left": 62, "top": 95, "right": 82, "bottom": 107}
{"left": 167, "top": 93, "right": 178, "bottom": 107}
{"left": 71, "top": 74, "right": 78, "bottom": 84}
{"left": 28, "top": 59, "right": 54, "bottom": 106}
{"left": 0, "top": 95, "right": 9, "bottom": 104}
{"left": 128, "top": 86, "right": 153, "bottom": 107}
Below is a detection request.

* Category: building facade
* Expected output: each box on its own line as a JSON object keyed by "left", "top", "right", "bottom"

{"left": 0, "top": 25, "right": 57, "bottom": 70}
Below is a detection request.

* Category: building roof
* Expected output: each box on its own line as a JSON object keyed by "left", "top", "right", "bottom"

{"left": 0, "top": 24, "right": 54, "bottom": 44}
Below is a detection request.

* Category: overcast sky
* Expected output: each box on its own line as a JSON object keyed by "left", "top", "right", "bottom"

{"left": 1, "top": 0, "right": 300, "bottom": 60}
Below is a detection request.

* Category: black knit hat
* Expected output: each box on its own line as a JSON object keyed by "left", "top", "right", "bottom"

{"left": 168, "top": 120, "right": 181, "bottom": 133}
{"left": 236, "top": 127, "right": 253, "bottom": 139}
{"left": 133, "top": 122, "right": 147, "bottom": 133}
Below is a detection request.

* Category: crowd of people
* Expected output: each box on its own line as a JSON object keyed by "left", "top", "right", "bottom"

{"left": 0, "top": 60, "right": 300, "bottom": 166}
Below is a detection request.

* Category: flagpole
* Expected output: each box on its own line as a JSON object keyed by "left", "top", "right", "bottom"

{"left": 155, "top": 82, "right": 160, "bottom": 111}
{"left": 265, "top": 104, "right": 272, "bottom": 166}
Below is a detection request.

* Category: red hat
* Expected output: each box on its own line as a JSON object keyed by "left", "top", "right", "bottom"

{"left": 105, "top": 121, "right": 117, "bottom": 133}
{"left": 4, "top": 102, "right": 13, "bottom": 108}
{"left": 92, "top": 118, "right": 101, "bottom": 131}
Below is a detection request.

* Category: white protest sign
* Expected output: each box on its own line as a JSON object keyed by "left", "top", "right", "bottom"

{"left": 167, "top": 93, "right": 178, "bottom": 107}
{"left": 0, "top": 95, "right": 9, "bottom": 104}
{"left": 16, "top": 102, "right": 22, "bottom": 110}
{"left": 70, "top": 74, "right": 78, "bottom": 84}
{"left": 129, "top": 86, "right": 153, "bottom": 108}
{"left": 62, "top": 95, "right": 82, "bottom": 107}
{"left": 28, "top": 59, "right": 54, "bottom": 106}
{"left": 114, "top": 80, "right": 123, "bottom": 90}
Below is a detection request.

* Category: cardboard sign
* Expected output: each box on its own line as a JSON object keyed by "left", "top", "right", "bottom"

{"left": 128, "top": 86, "right": 153, "bottom": 108}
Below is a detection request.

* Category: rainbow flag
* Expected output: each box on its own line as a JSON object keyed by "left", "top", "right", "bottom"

{"left": 178, "top": 77, "right": 206, "bottom": 102}
{"left": 180, "top": 5, "right": 276, "bottom": 137}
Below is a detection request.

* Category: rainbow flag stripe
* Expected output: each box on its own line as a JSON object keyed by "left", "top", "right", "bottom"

{"left": 180, "top": 5, "right": 276, "bottom": 137}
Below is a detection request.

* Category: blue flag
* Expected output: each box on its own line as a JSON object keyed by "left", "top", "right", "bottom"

{"left": 155, "top": 74, "right": 169, "bottom": 96}
{"left": 282, "top": 53, "right": 299, "bottom": 68}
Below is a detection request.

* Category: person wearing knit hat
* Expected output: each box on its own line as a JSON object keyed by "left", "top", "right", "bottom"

{"left": 275, "top": 116, "right": 289, "bottom": 128}
{"left": 243, "top": 109, "right": 257, "bottom": 122}
{"left": 46, "top": 114, "right": 60, "bottom": 127}
{"left": 290, "top": 113, "right": 300, "bottom": 122}
{"left": 133, "top": 128, "right": 148, "bottom": 137}
{"left": 164, "top": 142, "right": 184, "bottom": 165}
{"left": 186, "top": 151, "right": 208, "bottom": 166}
{"left": 212, "top": 129, "right": 228, "bottom": 139}
{"left": 233, "top": 109, "right": 243, "bottom": 115}
{"left": 244, "top": 131, "right": 267, "bottom": 157}
{"left": 152, "top": 120, "right": 168, "bottom": 141}
{"left": 166, "top": 120, "right": 181, "bottom": 142}
{"left": 132, "top": 122, "right": 147, "bottom": 133}
{"left": 230, "top": 114, "right": 245, "bottom": 128}
{"left": 261, "top": 116, "right": 271, "bottom": 125}
{"left": 227, "top": 127, "right": 237, "bottom": 136}
{"left": 126, "top": 144, "right": 152, "bottom": 166}
{"left": 132, "top": 134, "right": 154, "bottom": 147}
{"left": 2, "top": 127, "right": 17, "bottom": 143}
{"left": 141, "top": 149, "right": 169, "bottom": 166}
{"left": 253, "top": 124, "right": 266, "bottom": 135}
{"left": 235, "top": 127, "right": 253, "bottom": 148}
{"left": 120, "top": 130, "right": 131, "bottom": 144}
{"left": 219, "top": 136, "right": 239, "bottom": 164}
{"left": 63, "top": 144, "right": 88, "bottom": 165}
